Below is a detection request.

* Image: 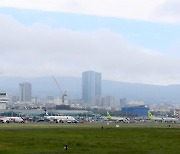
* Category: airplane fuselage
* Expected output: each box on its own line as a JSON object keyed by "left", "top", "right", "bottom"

{"left": 44, "top": 115, "right": 77, "bottom": 123}
{"left": 0, "top": 116, "right": 24, "bottom": 123}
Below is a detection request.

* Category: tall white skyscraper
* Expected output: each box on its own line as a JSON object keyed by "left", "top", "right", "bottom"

{"left": 82, "top": 71, "right": 101, "bottom": 103}
{"left": 19, "top": 82, "right": 32, "bottom": 102}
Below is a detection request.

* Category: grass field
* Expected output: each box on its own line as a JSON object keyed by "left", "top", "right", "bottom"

{"left": 0, "top": 123, "right": 180, "bottom": 154}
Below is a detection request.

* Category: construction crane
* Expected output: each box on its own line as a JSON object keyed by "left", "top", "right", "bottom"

{"left": 52, "top": 76, "right": 67, "bottom": 105}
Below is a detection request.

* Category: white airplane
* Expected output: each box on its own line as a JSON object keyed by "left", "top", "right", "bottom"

{"left": 45, "top": 115, "right": 78, "bottom": 123}
{"left": 0, "top": 114, "right": 28, "bottom": 123}
{"left": 162, "top": 117, "right": 179, "bottom": 123}
{"left": 148, "top": 111, "right": 179, "bottom": 123}
{"left": 0, "top": 116, "right": 11, "bottom": 123}
{"left": 44, "top": 111, "right": 78, "bottom": 123}
{"left": 148, "top": 111, "right": 163, "bottom": 122}
{"left": 106, "top": 111, "right": 129, "bottom": 123}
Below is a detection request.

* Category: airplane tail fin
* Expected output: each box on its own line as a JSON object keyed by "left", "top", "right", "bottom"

{"left": 23, "top": 114, "right": 28, "bottom": 119}
{"left": 148, "top": 111, "right": 154, "bottom": 120}
{"left": 21, "top": 114, "right": 28, "bottom": 121}
{"left": 107, "top": 111, "right": 112, "bottom": 120}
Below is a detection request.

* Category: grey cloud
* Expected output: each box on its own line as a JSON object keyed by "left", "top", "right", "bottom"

{"left": 1, "top": 14, "right": 180, "bottom": 85}
{"left": 153, "top": 0, "right": 180, "bottom": 23}
{"left": 160, "top": 0, "right": 180, "bottom": 15}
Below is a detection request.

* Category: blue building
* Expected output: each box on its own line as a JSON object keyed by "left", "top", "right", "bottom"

{"left": 121, "top": 105, "right": 149, "bottom": 117}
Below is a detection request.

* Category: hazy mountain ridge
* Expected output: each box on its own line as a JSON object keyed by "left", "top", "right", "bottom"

{"left": 0, "top": 76, "right": 180, "bottom": 104}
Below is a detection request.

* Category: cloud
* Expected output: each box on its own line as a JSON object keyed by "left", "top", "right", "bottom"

{"left": 1, "top": 0, "right": 180, "bottom": 24}
{"left": 152, "top": 0, "right": 180, "bottom": 23}
{"left": 1, "top": 0, "right": 178, "bottom": 24}
{"left": 1, "top": 14, "right": 180, "bottom": 85}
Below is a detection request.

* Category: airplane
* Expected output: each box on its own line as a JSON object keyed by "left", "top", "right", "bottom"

{"left": 0, "top": 114, "right": 28, "bottom": 123}
{"left": 44, "top": 110, "right": 78, "bottom": 123}
{"left": 148, "top": 111, "right": 163, "bottom": 122}
{"left": 163, "top": 117, "right": 179, "bottom": 123}
{"left": 148, "top": 111, "right": 179, "bottom": 123}
{"left": 44, "top": 115, "right": 78, "bottom": 123}
{"left": 106, "top": 111, "right": 129, "bottom": 123}
{"left": 0, "top": 116, "right": 11, "bottom": 123}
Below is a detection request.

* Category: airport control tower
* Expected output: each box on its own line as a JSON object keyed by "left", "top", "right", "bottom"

{"left": 0, "top": 92, "right": 9, "bottom": 109}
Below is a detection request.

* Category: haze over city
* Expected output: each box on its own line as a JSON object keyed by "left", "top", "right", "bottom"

{"left": 1, "top": 1, "right": 180, "bottom": 153}
{"left": 1, "top": 0, "right": 180, "bottom": 85}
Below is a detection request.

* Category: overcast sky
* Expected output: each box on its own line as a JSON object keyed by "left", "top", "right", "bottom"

{"left": 0, "top": 0, "right": 180, "bottom": 85}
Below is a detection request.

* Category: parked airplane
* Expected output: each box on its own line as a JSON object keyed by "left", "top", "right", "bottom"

{"left": 0, "top": 116, "right": 11, "bottom": 123}
{"left": 106, "top": 111, "right": 129, "bottom": 123}
{"left": 44, "top": 115, "right": 78, "bottom": 123}
{"left": 163, "top": 117, "right": 179, "bottom": 123}
{"left": 0, "top": 114, "right": 28, "bottom": 123}
{"left": 148, "top": 111, "right": 179, "bottom": 123}
{"left": 44, "top": 111, "right": 78, "bottom": 123}
{"left": 148, "top": 111, "right": 163, "bottom": 122}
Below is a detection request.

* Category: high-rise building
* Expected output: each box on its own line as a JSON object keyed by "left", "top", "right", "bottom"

{"left": 82, "top": 71, "right": 101, "bottom": 104}
{"left": 102, "top": 96, "right": 115, "bottom": 108}
{"left": 95, "top": 72, "right": 101, "bottom": 97}
{"left": 19, "top": 82, "right": 32, "bottom": 102}
{"left": 120, "top": 98, "right": 127, "bottom": 107}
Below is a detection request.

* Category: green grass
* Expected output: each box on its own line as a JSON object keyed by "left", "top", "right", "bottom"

{"left": 0, "top": 123, "right": 179, "bottom": 153}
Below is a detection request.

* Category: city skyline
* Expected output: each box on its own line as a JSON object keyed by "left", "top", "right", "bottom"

{"left": 0, "top": 1, "right": 180, "bottom": 85}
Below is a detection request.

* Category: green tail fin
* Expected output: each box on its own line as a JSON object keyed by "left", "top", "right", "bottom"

{"left": 107, "top": 111, "right": 112, "bottom": 120}
{"left": 148, "top": 111, "right": 154, "bottom": 120}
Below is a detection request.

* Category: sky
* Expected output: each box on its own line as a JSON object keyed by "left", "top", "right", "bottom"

{"left": 0, "top": 0, "right": 180, "bottom": 85}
